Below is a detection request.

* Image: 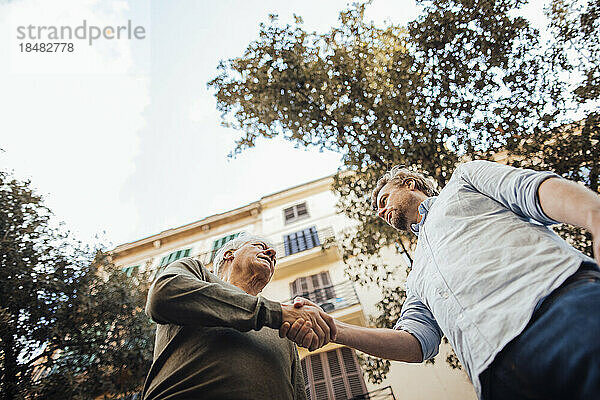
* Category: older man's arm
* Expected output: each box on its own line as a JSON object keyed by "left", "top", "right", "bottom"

{"left": 146, "top": 258, "right": 281, "bottom": 331}
{"left": 146, "top": 258, "right": 334, "bottom": 350}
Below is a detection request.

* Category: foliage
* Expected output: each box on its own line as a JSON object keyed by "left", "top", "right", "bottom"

{"left": 509, "top": 0, "right": 599, "bottom": 255}
{"left": 209, "top": 0, "right": 599, "bottom": 382}
{"left": 0, "top": 170, "right": 154, "bottom": 399}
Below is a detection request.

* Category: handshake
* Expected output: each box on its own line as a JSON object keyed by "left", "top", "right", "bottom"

{"left": 279, "top": 297, "right": 337, "bottom": 351}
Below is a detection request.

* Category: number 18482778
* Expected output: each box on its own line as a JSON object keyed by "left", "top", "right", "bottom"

{"left": 19, "top": 42, "right": 74, "bottom": 52}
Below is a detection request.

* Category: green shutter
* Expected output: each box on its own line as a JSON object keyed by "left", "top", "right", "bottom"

{"left": 209, "top": 232, "right": 243, "bottom": 262}
{"left": 122, "top": 265, "right": 140, "bottom": 277}
{"left": 159, "top": 248, "right": 192, "bottom": 267}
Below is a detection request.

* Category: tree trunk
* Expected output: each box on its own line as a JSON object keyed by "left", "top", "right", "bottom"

{"left": 1, "top": 334, "right": 18, "bottom": 400}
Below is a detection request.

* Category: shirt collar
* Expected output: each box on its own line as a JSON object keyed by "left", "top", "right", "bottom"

{"left": 410, "top": 196, "right": 437, "bottom": 236}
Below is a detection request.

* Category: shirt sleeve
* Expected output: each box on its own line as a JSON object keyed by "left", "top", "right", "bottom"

{"left": 394, "top": 287, "right": 443, "bottom": 361}
{"left": 456, "top": 160, "right": 561, "bottom": 226}
{"left": 145, "top": 258, "right": 282, "bottom": 331}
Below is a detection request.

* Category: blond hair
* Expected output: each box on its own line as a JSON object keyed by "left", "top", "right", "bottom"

{"left": 371, "top": 165, "right": 438, "bottom": 210}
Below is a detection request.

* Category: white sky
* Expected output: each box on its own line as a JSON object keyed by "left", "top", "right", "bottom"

{"left": 0, "top": 0, "right": 549, "bottom": 248}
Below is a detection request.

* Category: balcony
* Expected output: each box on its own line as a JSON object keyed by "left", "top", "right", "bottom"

{"left": 283, "top": 281, "right": 360, "bottom": 313}
{"left": 351, "top": 386, "right": 396, "bottom": 400}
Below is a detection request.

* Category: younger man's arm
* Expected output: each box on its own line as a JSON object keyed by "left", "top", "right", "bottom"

{"left": 538, "top": 177, "right": 600, "bottom": 265}
{"left": 281, "top": 293, "right": 442, "bottom": 363}
{"left": 333, "top": 322, "right": 423, "bottom": 362}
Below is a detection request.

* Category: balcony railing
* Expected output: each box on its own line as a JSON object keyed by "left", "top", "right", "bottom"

{"left": 193, "top": 226, "right": 337, "bottom": 266}
{"left": 283, "top": 281, "right": 360, "bottom": 313}
{"left": 351, "top": 386, "right": 396, "bottom": 400}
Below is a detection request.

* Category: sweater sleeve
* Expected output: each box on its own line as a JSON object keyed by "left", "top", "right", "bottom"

{"left": 291, "top": 345, "right": 308, "bottom": 400}
{"left": 145, "top": 258, "right": 282, "bottom": 331}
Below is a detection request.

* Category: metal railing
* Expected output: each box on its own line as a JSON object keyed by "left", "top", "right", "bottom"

{"left": 351, "top": 386, "right": 396, "bottom": 400}
{"left": 193, "top": 226, "right": 337, "bottom": 266}
{"left": 283, "top": 281, "right": 360, "bottom": 313}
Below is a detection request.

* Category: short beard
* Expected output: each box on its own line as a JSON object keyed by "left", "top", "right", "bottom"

{"left": 390, "top": 210, "right": 409, "bottom": 231}
{"left": 389, "top": 194, "right": 421, "bottom": 232}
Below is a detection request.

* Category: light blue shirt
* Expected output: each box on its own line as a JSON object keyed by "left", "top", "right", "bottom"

{"left": 393, "top": 160, "right": 594, "bottom": 399}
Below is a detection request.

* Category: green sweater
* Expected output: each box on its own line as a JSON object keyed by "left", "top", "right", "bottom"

{"left": 142, "top": 257, "right": 306, "bottom": 400}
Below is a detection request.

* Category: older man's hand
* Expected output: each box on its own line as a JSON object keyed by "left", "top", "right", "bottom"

{"left": 279, "top": 298, "right": 336, "bottom": 351}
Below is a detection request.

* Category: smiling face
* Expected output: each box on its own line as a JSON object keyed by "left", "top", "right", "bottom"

{"left": 376, "top": 180, "right": 424, "bottom": 231}
{"left": 223, "top": 240, "right": 277, "bottom": 291}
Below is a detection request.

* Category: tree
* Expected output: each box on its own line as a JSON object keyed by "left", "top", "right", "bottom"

{"left": 0, "top": 170, "right": 154, "bottom": 399}
{"left": 208, "top": 0, "right": 598, "bottom": 382}
{"left": 508, "top": 0, "right": 599, "bottom": 256}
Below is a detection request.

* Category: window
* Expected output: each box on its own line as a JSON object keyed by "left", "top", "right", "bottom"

{"left": 289, "top": 271, "right": 335, "bottom": 308}
{"left": 283, "top": 202, "right": 309, "bottom": 224}
{"left": 158, "top": 248, "right": 191, "bottom": 268}
{"left": 122, "top": 264, "right": 140, "bottom": 277}
{"left": 301, "top": 347, "right": 367, "bottom": 400}
{"left": 209, "top": 232, "right": 241, "bottom": 262}
{"left": 284, "top": 226, "right": 320, "bottom": 256}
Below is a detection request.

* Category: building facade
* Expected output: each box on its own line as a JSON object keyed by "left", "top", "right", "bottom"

{"left": 112, "top": 175, "right": 476, "bottom": 400}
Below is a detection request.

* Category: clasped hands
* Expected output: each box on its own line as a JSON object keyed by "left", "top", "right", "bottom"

{"left": 279, "top": 297, "right": 336, "bottom": 351}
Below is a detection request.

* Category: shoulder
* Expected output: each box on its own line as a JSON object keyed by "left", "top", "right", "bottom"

{"left": 162, "top": 257, "right": 216, "bottom": 282}
{"left": 451, "top": 160, "right": 491, "bottom": 178}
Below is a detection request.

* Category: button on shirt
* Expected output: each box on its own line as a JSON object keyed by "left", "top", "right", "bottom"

{"left": 393, "top": 160, "right": 594, "bottom": 399}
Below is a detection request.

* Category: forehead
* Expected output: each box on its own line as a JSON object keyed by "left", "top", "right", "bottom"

{"left": 377, "top": 181, "right": 398, "bottom": 202}
{"left": 241, "top": 240, "right": 269, "bottom": 249}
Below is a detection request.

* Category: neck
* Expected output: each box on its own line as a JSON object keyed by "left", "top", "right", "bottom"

{"left": 415, "top": 209, "right": 423, "bottom": 224}
{"left": 413, "top": 193, "right": 429, "bottom": 224}
{"left": 222, "top": 267, "right": 265, "bottom": 296}
{"left": 229, "top": 276, "right": 263, "bottom": 296}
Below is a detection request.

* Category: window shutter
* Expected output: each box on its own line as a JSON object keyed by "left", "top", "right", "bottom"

{"left": 300, "top": 276, "right": 310, "bottom": 295}
{"left": 289, "top": 280, "right": 299, "bottom": 299}
{"left": 284, "top": 202, "right": 310, "bottom": 224}
{"left": 284, "top": 206, "right": 296, "bottom": 223}
{"left": 122, "top": 265, "right": 140, "bottom": 277}
{"left": 289, "top": 271, "right": 335, "bottom": 306}
{"left": 296, "top": 202, "right": 308, "bottom": 217}
{"left": 310, "top": 354, "right": 328, "bottom": 400}
{"left": 283, "top": 226, "right": 320, "bottom": 256}
{"left": 327, "top": 350, "right": 346, "bottom": 399}
{"left": 301, "top": 348, "right": 368, "bottom": 400}
{"left": 210, "top": 232, "right": 242, "bottom": 262}
{"left": 301, "top": 358, "right": 311, "bottom": 400}
{"left": 159, "top": 248, "right": 192, "bottom": 268}
{"left": 341, "top": 347, "right": 367, "bottom": 397}
{"left": 320, "top": 271, "right": 335, "bottom": 301}
{"left": 311, "top": 274, "right": 322, "bottom": 303}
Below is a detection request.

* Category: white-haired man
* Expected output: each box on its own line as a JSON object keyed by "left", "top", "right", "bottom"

{"left": 283, "top": 160, "right": 600, "bottom": 400}
{"left": 142, "top": 234, "right": 336, "bottom": 400}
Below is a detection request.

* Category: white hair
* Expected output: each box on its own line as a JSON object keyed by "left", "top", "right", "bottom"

{"left": 212, "top": 233, "right": 274, "bottom": 277}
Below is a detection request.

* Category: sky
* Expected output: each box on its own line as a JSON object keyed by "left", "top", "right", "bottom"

{"left": 0, "top": 0, "right": 550, "bottom": 248}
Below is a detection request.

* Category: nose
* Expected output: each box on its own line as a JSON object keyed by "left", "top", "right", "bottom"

{"left": 264, "top": 246, "right": 276, "bottom": 261}
{"left": 377, "top": 207, "right": 386, "bottom": 219}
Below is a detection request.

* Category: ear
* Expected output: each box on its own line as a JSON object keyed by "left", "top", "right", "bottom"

{"left": 223, "top": 250, "right": 235, "bottom": 261}
{"left": 405, "top": 178, "right": 416, "bottom": 190}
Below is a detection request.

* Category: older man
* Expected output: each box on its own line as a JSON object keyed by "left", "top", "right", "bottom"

{"left": 284, "top": 160, "right": 600, "bottom": 400}
{"left": 142, "top": 234, "right": 335, "bottom": 400}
